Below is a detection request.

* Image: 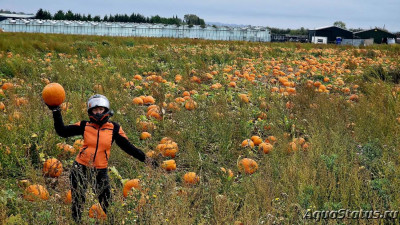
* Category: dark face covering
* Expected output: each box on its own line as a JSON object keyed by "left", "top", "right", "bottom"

{"left": 89, "top": 109, "right": 112, "bottom": 125}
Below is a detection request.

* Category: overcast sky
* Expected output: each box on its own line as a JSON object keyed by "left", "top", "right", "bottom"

{"left": 2, "top": 0, "right": 399, "bottom": 32}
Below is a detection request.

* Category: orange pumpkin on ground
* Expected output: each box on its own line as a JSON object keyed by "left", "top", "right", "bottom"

{"left": 89, "top": 203, "right": 107, "bottom": 220}
{"left": 73, "top": 139, "right": 84, "bottom": 151}
{"left": 185, "top": 99, "right": 197, "bottom": 110}
{"left": 160, "top": 142, "right": 178, "bottom": 158}
{"left": 250, "top": 136, "right": 262, "bottom": 145}
{"left": 267, "top": 136, "right": 277, "bottom": 144}
{"left": 145, "top": 150, "right": 157, "bottom": 158}
{"left": 259, "top": 142, "right": 273, "bottom": 154}
{"left": 132, "top": 97, "right": 144, "bottom": 105}
{"left": 140, "top": 132, "right": 152, "bottom": 140}
{"left": 241, "top": 139, "right": 254, "bottom": 148}
{"left": 64, "top": 190, "right": 72, "bottom": 204}
{"left": 143, "top": 96, "right": 155, "bottom": 104}
{"left": 238, "top": 158, "right": 258, "bottom": 174}
{"left": 287, "top": 141, "right": 298, "bottom": 153}
{"left": 24, "top": 184, "right": 49, "bottom": 201}
{"left": 183, "top": 172, "right": 200, "bottom": 185}
{"left": 239, "top": 94, "right": 249, "bottom": 103}
{"left": 1, "top": 82, "right": 13, "bottom": 90}
{"left": 162, "top": 160, "right": 176, "bottom": 171}
{"left": 123, "top": 179, "right": 141, "bottom": 198}
{"left": 43, "top": 158, "right": 63, "bottom": 177}
{"left": 42, "top": 83, "right": 65, "bottom": 106}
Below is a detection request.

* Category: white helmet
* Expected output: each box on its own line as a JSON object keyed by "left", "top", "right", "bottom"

{"left": 87, "top": 94, "right": 110, "bottom": 113}
{"left": 87, "top": 94, "right": 113, "bottom": 124}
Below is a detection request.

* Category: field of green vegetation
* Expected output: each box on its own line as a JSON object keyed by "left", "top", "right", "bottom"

{"left": 1, "top": 32, "right": 400, "bottom": 224}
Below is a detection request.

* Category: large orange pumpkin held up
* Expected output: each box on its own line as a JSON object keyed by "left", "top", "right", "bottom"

{"left": 42, "top": 83, "right": 65, "bottom": 106}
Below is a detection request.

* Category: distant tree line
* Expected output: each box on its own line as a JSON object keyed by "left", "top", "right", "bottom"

{"left": 34, "top": 8, "right": 205, "bottom": 26}
{"left": 268, "top": 27, "right": 308, "bottom": 35}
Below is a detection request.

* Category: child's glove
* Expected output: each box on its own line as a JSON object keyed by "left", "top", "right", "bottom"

{"left": 150, "top": 160, "right": 159, "bottom": 169}
{"left": 145, "top": 157, "right": 159, "bottom": 169}
{"left": 46, "top": 103, "right": 60, "bottom": 111}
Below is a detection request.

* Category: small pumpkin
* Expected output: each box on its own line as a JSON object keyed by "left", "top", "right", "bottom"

{"left": 162, "top": 160, "right": 176, "bottom": 171}
{"left": 287, "top": 141, "right": 298, "bottom": 153}
{"left": 159, "top": 142, "right": 178, "bottom": 158}
{"left": 43, "top": 158, "right": 63, "bottom": 177}
{"left": 132, "top": 97, "right": 144, "bottom": 105}
{"left": 140, "top": 132, "right": 152, "bottom": 140}
{"left": 137, "top": 121, "right": 156, "bottom": 131}
{"left": 123, "top": 179, "right": 141, "bottom": 198}
{"left": 1, "top": 82, "right": 13, "bottom": 90}
{"left": 259, "top": 142, "right": 273, "bottom": 154}
{"left": 238, "top": 158, "right": 258, "bottom": 175}
{"left": 241, "top": 139, "right": 254, "bottom": 148}
{"left": 134, "top": 75, "right": 142, "bottom": 80}
{"left": 42, "top": 83, "right": 65, "bottom": 106}
{"left": 145, "top": 150, "right": 157, "bottom": 158}
{"left": 266, "top": 136, "right": 277, "bottom": 144}
{"left": 185, "top": 99, "right": 197, "bottom": 111}
{"left": 239, "top": 94, "right": 249, "bottom": 103}
{"left": 24, "top": 184, "right": 49, "bottom": 201}
{"left": 143, "top": 96, "right": 155, "bottom": 104}
{"left": 57, "top": 143, "right": 75, "bottom": 155}
{"left": 183, "top": 172, "right": 200, "bottom": 185}
{"left": 89, "top": 203, "right": 107, "bottom": 220}
{"left": 15, "top": 97, "right": 28, "bottom": 106}
{"left": 302, "top": 142, "right": 310, "bottom": 151}
{"left": 250, "top": 136, "right": 262, "bottom": 146}
{"left": 73, "top": 139, "right": 84, "bottom": 151}
{"left": 64, "top": 190, "right": 72, "bottom": 204}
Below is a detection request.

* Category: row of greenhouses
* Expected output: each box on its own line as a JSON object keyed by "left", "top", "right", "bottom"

{"left": 0, "top": 19, "right": 271, "bottom": 42}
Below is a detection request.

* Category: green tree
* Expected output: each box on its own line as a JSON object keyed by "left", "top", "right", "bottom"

{"left": 183, "top": 14, "right": 205, "bottom": 25}
{"left": 333, "top": 21, "right": 346, "bottom": 29}
{"left": 35, "top": 8, "right": 52, "bottom": 19}
{"left": 53, "top": 10, "right": 65, "bottom": 20}
{"left": 93, "top": 16, "right": 101, "bottom": 22}
{"left": 65, "top": 10, "right": 74, "bottom": 20}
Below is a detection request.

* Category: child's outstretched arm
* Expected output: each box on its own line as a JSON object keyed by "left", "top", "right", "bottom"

{"left": 50, "top": 107, "right": 85, "bottom": 138}
{"left": 114, "top": 125, "right": 147, "bottom": 162}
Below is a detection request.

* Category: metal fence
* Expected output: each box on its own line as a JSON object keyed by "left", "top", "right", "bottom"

{"left": 0, "top": 19, "right": 271, "bottom": 42}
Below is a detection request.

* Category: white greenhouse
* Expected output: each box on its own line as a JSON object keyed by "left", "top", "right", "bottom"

{"left": 0, "top": 19, "right": 271, "bottom": 42}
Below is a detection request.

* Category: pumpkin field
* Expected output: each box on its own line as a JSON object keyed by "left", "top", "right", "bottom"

{"left": 1, "top": 32, "right": 400, "bottom": 224}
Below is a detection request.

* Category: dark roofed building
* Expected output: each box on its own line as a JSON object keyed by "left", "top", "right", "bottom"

{"left": 354, "top": 28, "right": 396, "bottom": 44}
{"left": 0, "top": 13, "right": 35, "bottom": 21}
{"left": 308, "top": 26, "right": 353, "bottom": 43}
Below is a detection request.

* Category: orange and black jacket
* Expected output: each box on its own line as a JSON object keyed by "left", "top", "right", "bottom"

{"left": 52, "top": 109, "right": 146, "bottom": 169}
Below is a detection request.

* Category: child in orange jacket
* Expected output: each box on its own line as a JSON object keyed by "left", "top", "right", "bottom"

{"left": 48, "top": 94, "right": 156, "bottom": 223}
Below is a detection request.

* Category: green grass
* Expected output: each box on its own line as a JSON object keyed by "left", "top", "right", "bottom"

{"left": 1, "top": 32, "right": 400, "bottom": 224}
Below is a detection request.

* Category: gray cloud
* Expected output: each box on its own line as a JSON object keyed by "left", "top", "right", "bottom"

{"left": 2, "top": 0, "right": 399, "bottom": 31}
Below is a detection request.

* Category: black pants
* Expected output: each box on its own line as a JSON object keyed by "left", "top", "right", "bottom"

{"left": 69, "top": 161, "right": 111, "bottom": 223}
